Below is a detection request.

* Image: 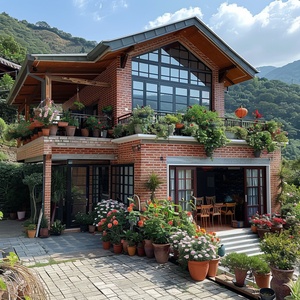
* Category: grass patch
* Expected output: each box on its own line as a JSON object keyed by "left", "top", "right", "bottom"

{"left": 28, "top": 257, "right": 79, "bottom": 268}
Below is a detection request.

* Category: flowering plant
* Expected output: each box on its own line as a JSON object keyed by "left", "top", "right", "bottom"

{"left": 169, "top": 229, "right": 190, "bottom": 251}
{"left": 105, "top": 209, "right": 127, "bottom": 245}
{"left": 249, "top": 213, "right": 272, "bottom": 229}
{"left": 271, "top": 217, "right": 286, "bottom": 226}
{"left": 86, "top": 116, "right": 102, "bottom": 130}
{"left": 93, "top": 199, "right": 126, "bottom": 227}
{"left": 178, "top": 230, "right": 219, "bottom": 263}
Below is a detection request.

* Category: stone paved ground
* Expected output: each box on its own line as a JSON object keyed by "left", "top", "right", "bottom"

{"left": 0, "top": 220, "right": 247, "bottom": 299}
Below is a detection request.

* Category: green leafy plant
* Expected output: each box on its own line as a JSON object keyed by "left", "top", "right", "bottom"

{"left": 113, "top": 124, "right": 126, "bottom": 138}
{"left": 27, "top": 223, "right": 36, "bottom": 230}
{"left": 221, "top": 252, "right": 252, "bottom": 272}
{"left": 183, "top": 105, "right": 227, "bottom": 157}
{"left": 259, "top": 230, "right": 300, "bottom": 270}
{"left": 50, "top": 220, "right": 66, "bottom": 235}
{"left": 102, "top": 105, "right": 113, "bottom": 115}
{"left": 0, "top": 278, "right": 7, "bottom": 291}
{"left": 61, "top": 110, "right": 79, "bottom": 127}
{"left": 85, "top": 116, "right": 101, "bottom": 130}
{"left": 145, "top": 172, "right": 163, "bottom": 201}
{"left": 285, "top": 277, "right": 300, "bottom": 300}
{"left": 123, "top": 230, "right": 140, "bottom": 246}
{"left": 40, "top": 215, "right": 49, "bottom": 229}
{"left": 249, "top": 255, "right": 270, "bottom": 274}
{"left": 75, "top": 212, "right": 90, "bottom": 225}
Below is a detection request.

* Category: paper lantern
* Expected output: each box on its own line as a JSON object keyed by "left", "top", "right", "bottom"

{"left": 235, "top": 106, "right": 248, "bottom": 119}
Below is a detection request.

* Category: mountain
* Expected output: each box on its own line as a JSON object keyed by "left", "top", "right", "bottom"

{"left": 256, "top": 60, "right": 300, "bottom": 85}
{"left": 0, "top": 12, "right": 97, "bottom": 55}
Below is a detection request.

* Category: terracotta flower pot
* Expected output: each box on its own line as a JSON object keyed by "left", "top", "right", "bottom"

{"left": 254, "top": 272, "right": 271, "bottom": 289}
{"left": 144, "top": 239, "right": 154, "bottom": 258}
{"left": 270, "top": 266, "right": 294, "bottom": 300}
{"left": 188, "top": 260, "right": 209, "bottom": 281}
{"left": 102, "top": 241, "right": 111, "bottom": 250}
{"left": 113, "top": 243, "right": 123, "bottom": 254}
{"left": 127, "top": 245, "right": 136, "bottom": 256}
{"left": 233, "top": 268, "right": 248, "bottom": 287}
{"left": 152, "top": 243, "right": 170, "bottom": 264}
{"left": 207, "top": 257, "right": 220, "bottom": 278}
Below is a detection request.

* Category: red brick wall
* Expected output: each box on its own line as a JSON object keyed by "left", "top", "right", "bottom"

{"left": 115, "top": 140, "right": 281, "bottom": 209}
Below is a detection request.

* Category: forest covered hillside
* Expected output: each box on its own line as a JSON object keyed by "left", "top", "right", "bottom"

{"left": 0, "top": 12, "right": 96, "bottom": 56}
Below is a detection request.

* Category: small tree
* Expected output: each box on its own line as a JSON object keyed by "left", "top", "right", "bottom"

{"left": 22, "top": 173, "right": 43, "bottom": 223}
{"left": 145, "top": 172, "right": 163, "bottom": 202}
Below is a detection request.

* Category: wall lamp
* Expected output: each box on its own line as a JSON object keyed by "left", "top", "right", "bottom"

{"left": 132, "top": 144, "right": 141, "bottom": 152}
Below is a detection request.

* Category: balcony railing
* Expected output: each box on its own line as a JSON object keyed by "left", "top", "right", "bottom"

{"left": 117, "top": 112, "right": 264, "bottom": 128}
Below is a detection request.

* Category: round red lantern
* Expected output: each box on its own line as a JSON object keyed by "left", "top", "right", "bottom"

{"left": 235, "top": 106, "right": 248, "bottom": 119}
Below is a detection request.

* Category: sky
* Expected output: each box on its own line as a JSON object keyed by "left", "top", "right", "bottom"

{"left": 1, "top": 0, "right": 300, "bottom": 68}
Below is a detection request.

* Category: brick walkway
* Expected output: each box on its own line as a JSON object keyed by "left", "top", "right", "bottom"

{"left": 0, "top": 220, "right": 246, "bottom": 299}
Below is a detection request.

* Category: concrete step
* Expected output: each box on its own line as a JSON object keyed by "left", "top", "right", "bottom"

{"left": 217, "top": 228, "right": 261, "bottom": 257}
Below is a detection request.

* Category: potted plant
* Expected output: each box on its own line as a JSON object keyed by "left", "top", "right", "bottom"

{"left": 178, "top": 232, "right": 219, "bottom": 281}
{"left": 250, "top": 255, "right": 271, "bottom": 289}
{"left": 75, "top": 212, "right": 90, "bottom": 232}
{"left": 27, "top": 223, "right": 37, "bottom": 238}
{"left": 145, "top": 216, "right": 171, "bottom": 264}
{"left": 123, "top": 230, "right": 139, "bottom": 256}
{"left": 39, "top": 215, "right": 49, "bottom": 238}
{"left": 221, "top": 252, "right": 251, "bottom": 287}
{"left": 259, "top": 230, "right": 300, "bottom": 300}
{"left": 182, "top": 105, "right": 227, "bottom": 158}
{"left": 61, "top": 110, "right": 79, "bottom": 136}
{"left": 130, "top": 105, "right": 154, "bottom": 134}
{"left": 113, "top": 124, "right": 126, "bottom": 138}
{"left": 50, "top": 219, "right": 65, "bottom": 236}
{"left": 102, "top": 105, "right": 113, "bottom": 115}
{"left": 145, "top": 172, "right": 163, "bottom": 202}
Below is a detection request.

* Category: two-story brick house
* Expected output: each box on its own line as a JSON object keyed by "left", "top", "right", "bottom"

{"left": 7, "top": 17, "right": 281, "bottom": 228}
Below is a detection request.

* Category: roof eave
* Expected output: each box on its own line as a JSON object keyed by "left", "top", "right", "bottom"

{"left": 87, "top": 17, "right": 258, "bottom": 77}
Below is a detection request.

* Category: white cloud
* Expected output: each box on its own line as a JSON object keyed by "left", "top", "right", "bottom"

{"left": 145, "top": 7, "right": 203, "bottom": 29}
{"left": 209, "top": 0, "right": 300, "bottom": 67}
{"left": 144, "top": 1, "right": 300, "bottom": 67}
{"left": 73, "top": 0, "right": 128, "bottom": 22}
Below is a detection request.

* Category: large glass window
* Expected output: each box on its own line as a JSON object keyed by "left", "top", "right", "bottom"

{"left": 132, "top": 42, "right": 212, "bottom": 112}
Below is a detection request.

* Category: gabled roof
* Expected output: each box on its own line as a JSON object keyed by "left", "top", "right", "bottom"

{"left": 0, "top": 57, "right": 21, "bottom": 78}
{"left": 7, "top": 17, "right": 258, "bottom": 107}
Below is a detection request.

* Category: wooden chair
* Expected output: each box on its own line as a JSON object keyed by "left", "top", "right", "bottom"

{"left": 193, "top": 197, "right": 204, "bottom": 222}
{"left": 211, "top": 203, "right": 223, "bottom": 227}
{"left": 221, "top": 203, "right": 236, "bottom": 224}
{"left": 198, "top": 204, "right": 213, "bottom": 228}
{"left": 205, "top": 196, "right": 216, "bottom": 205}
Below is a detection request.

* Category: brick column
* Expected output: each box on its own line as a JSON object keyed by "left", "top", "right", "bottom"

{"left": 44, "top": 154, "right": 52, "bottom": 226}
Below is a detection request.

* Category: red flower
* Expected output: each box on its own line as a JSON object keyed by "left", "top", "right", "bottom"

{"left": 168, "top": 220, "right": 173, "bottom": 226}
{"left": 138, "top": 220, "right": 144, "bottom": 227}
{"left": 107, "top": 223, "right": 112, "bottom": 228}
{"left": 127, "top": 206, "right": 133, "bottom": 212}
{"left": 113, "top": 220, "right": 118, "bottom": 226}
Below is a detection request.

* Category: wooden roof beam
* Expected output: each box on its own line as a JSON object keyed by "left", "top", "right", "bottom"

{"left": 219, "top": 65, "right": 236, "bottom": 83}
{"left": 50, "top": 76, "right": 111, "bottom": 87}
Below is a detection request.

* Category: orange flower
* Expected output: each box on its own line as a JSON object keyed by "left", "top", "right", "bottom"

{"left": 168, "top": 196, "right": 172, "bottom": 201}
{"left": 127, "top": 206, "right": 133, "bottom": 212}
{"left": 113, "top": 220, "right": 118, "bottom": 226}
{"left": 142, "top": 207, "right": 147, "bottom": 212}
{"left": 138, "top": 220, "right": 144, "bottom": 227}
{"left": 107, "top": 223, "right": 112, "bottom": 228}
{"left": 130, "top": 203, "right": 135, "bottom": 207}
{"left": 186, "top": 211, "right": 192, "bottom": 216}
